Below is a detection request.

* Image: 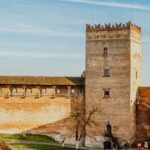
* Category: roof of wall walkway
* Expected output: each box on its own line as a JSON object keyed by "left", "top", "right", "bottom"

{"left": 0, "top": 76, "right": 85, "bottom": 86}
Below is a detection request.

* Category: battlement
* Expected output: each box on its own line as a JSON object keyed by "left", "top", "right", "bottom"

{"left": 86, "top": 22, "right": 141, "bottom": 33}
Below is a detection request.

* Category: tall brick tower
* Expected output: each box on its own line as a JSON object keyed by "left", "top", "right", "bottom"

{"left": 85, "top": 22, "right": 142, "bottom": 147}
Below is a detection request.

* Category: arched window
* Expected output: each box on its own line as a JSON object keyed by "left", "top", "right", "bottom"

{"left": 103, "top": 47, "right": 108, "bottom": 57}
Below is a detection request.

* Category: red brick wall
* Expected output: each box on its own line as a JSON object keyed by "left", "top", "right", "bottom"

{"left": 136, "top": 87, "right": 150, "bottom": 139}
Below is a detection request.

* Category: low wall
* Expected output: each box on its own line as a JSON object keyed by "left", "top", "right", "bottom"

{"left": 0, "top": 97, "right": 71, "bottom": 133}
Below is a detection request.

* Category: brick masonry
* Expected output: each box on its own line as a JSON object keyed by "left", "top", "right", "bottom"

{"left": 85, "top": 22, "right": 142, "bottom": 147}
{"left": 136, "top": 87, "right": 150, "bottom": 139}
{"left": 0, "top": 97, "right": 71, "bottom": 133}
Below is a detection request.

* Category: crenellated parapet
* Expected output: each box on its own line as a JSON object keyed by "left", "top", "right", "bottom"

{"left": 86, "top": 22, "right": 141, "bottom": 33}
{"left": 86, "top": 22, "right": 141, "bottom": 42}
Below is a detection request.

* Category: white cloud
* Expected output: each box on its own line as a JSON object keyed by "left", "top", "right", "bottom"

{"left": 63, "top": 0, "right": 150, "bottom": 11}
{"left": 0, "top": 23, "right": 84, "bottom": 38}
{"left": 0, "top": 51, "right": 83, "bottom": 59}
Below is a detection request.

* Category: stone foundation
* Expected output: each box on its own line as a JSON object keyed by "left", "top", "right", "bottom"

{"left": 85, "top": 136, "right": 104, "bottom": 148}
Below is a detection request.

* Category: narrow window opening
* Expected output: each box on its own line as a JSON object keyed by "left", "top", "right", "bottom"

{"left": 103, "top": 89, "right": 110, "bottom": 98}
{"left": 103, "top": 47, "right": 108, "bottom": 57}
{"left": 103, "top": 69, "right": 110, "bottom": 77}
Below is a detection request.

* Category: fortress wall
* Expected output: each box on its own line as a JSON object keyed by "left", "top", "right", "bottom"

{"left": 0, "top": 97, "right": 71, "bottom": 133}
{"left": 85, "top": 22, "right": 142, "bottom": 148}
{"left": 86, "top": 27, "right": 131, "bottom": 140}
{"left": 136, "top": 87, "right": 150, "bottom": 139}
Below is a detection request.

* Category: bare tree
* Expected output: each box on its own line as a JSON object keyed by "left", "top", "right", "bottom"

{"left": 70, "top": 94, "right": 100, "bottom": 149}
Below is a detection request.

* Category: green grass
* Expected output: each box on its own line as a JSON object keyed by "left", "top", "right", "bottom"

{"left": 10, "top": 143, "right": 77, "bottom": 150}
{"left": 0, "top": 133, "right": 57, "bottom": 143}
{"left": 0, "top": 134, "right": 82, "bottom": 150}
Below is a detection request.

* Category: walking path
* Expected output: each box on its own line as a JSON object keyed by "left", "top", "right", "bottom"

{"left": 7, "top": 141, "right": 101, "bottom": 150}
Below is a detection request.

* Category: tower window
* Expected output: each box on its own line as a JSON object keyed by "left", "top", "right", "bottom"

{"left": 103, "top": 69, "right": 110, "bottom": 77}
{"left": 103, "top": 89, "right": 110, "bottom": 98}
{"left": 103, "top": 47, "right": 108, "bottom": 57}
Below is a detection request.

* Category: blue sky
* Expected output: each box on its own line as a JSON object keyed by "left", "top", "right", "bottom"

{"left": 0, "top": 0, "right": 150, "bottom": 85}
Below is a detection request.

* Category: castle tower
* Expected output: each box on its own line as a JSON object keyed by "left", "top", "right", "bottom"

{"left": 85, "top": 22, "right": 142, "bottom": 147}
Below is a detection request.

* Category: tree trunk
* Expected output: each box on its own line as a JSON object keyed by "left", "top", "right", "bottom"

{"left": 75, "top": 140, "right": 80, "bottom": 149}
{"left": 62, "top": 142, "right": 65, "bottom": 147}
{"left": 76, "top": 123, "right": 79, "bottom": 141}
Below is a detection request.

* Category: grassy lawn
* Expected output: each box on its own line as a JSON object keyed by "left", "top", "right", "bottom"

{"left": 0, "top": 134, "right": 81, "bottom": 150}
{"left": 0, "top": 133, "right": 57, "bottom": 143}
{"left": 9, "top": 143, "right": 77, "bottom": 150}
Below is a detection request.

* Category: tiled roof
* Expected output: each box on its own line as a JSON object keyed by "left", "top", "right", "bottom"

{"left": 0, "top": 76, "right": 84, "bottom": 86}
{"left": 138, "top": 87, "right": 150, "bottom": 97}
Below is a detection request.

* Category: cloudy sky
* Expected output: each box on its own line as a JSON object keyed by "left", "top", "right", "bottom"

{"left": 0, "top": 0, "right": 150, "bottom": 85}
